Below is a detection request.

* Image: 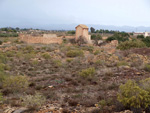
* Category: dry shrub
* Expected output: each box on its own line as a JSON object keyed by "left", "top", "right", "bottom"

{"left": 2, "top": 75, "right": 29, "bottom": 93}
{"left": 66, "top": 50, "right": 84, "bottom": 57}
{"left": 42, "top": 53, "right": 51, "bottom": 59}
{"left": 79, "top": 67, "right": 96, "bottom": 78}
{"left": 103, "top": 68, "right": 114, "bottom": 76}
{"left": 21, "top": 92, "right": 46, "bottom": 109}
{"left": 117, "top": 61, "right": 129, "bottom": 67}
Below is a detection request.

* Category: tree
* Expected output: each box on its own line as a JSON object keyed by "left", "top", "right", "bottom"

{"left": 91, "top": 34, "right": 102, "bottom": 45}
{"left": 16, "top": 27, "right": 20, "bottom": 31}
{"left": 142, "top": 36, "right": 150, "bottom": 47}
{"left": 137, "top": 35, "right": 144, "bottom": 39}
{"left": 90, "top": 27, "right": 95, "bottom": 33}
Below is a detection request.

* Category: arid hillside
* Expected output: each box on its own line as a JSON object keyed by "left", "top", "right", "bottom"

{"left": 0, "top": 31, "right": 150, "bottom": 113}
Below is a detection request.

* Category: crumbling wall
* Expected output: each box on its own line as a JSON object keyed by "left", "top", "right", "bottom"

{"left": 43, "top": 34, "right": 57, "bottom": 38}
{"left": 20, "top": 34, "right": 63, "bottom": 44}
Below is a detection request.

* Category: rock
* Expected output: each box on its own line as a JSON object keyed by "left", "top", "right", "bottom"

{"left": 48, "top": 107, "right": 55, "bottom": 111}
{"left": 4, "top": 107, "right": 15, "bottom": 113}
{"left": 48, "top": 86, "right": 53, "bottom": 88}
{"left": 86, "top": 107, "right": 100, "bottom": 113}
{"left": 114, "top": 110, "right": 133, "bottom": 113}
{"left": 13, "top": 108, "right": 28, "bottom": 113}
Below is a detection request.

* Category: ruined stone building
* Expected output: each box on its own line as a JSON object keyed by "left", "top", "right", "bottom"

{"left": 75, "top": 24, "right": 91, "bottom": 43}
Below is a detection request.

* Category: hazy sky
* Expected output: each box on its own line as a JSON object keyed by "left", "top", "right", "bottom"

{"left": 0, "top": 0, "right": 150, "bottom": 28}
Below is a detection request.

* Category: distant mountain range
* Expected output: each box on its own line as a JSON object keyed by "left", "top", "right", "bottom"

{"left": 41, "top": 24, "right": 150, "bottom": 32}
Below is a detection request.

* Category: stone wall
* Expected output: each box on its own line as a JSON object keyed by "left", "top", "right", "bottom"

{"left": 43, "top": 34, "right": 57, "bottom": 38}
{"left": 20, "top": 34, "right": 63, "bottom": 44}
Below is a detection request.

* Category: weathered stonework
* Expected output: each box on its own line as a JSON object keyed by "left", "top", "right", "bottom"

{"left": 75, "top": 24, "right": 91, "bottom": 43}
{"left": 20, "top": 34, "right": 63, "bottom": 44}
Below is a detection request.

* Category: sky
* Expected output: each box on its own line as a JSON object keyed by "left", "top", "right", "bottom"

{"left": 0, "top": 0, "right": 150, "bottom": 29}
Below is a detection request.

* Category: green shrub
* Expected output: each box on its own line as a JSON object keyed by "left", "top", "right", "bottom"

{"left": 81, "top": 46, "right": 94, "bottom": 53}
{"left": 42, "top": 53, "right": 51, "bottom": 59}
{"left": 0, "top": 41, "right": 2, "bottom": 45}
{"left": 21, "top": 92, "right": 46, "bottom": 109}
{"left": 0, "top": 72, "right": 8, "bottom": 82}
{"left": 67, "top": 30, "right": 75, "bottom": 34}
{"left": 0, "top": 63, "right": 5, "bottom": 72}
{"left": 0, "top": 92, "right": 3, "bottom": 103}
{"left": 144, "top": 64, "right": 150, "bottom": 72}
{"left": 66, "top": 50, "right": 84, "bottom": 57}
{"left": 53, "top": 59, "right": 62, "bottom": 67}
{"left": 98, "top": 100, "right": 107, "bottom": 108}
{"left": 24, "top": 53, "right": 36, "bottom": 60}
{"left": 3, "top": 75, "right": 29, "bottom": 92}
{"left": 140, "top": 78, "right": 150, "bottom": 93}
{"left": 137, "top": 35, "right": 144, "bottom": 39}
{"left": 117, "top": 61, "right": 129, "bottom": 67}
{"left": 95, "top": 60, "right": 104, "bottom": 66}
{"left": 117, "top": 40, "right": 146, "bottom": 50}
{"left": 97, "top": 98, "right": 113, "bottom": 108}
{"left": 106, "top": 32, "right": 129, "bottom": 42}
{"left": 24, "top": 46, "right": 34, "bottom": 53}
{"left": 79, "top": 67, "right": 96, "bottom": 78}
{"left": 0, "top": 54, "right": 7, "bottom": 63}
{"left": 5, "top": 51, "right": 15, "bottom": 57}
{"left": 0, "top": 33, "right": 18, "bottom": 37}
{"left": 91, "top": 34, "right": 102, "bottom": 40}
{"left": 94, "top": 50, "right": 100, "bottom": 55}
{"left": 66, "top": 58, "right": 73, "bottom": 63}
{"left": 118, "top": 80, "right": 150, "bottom": 109}
{"left": 31, "top": 60, "right": 39, "bottom": 65}
{"left": 142, "top": 37, "right": 150, "bottom": 47}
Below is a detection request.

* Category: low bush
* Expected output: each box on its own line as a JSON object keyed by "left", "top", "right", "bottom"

{"left": 3, "top": 75, "right": 29, "bottom": 93}
{"left": 23, "top": 46, "right": 34, "bottom": 53}
{"left": 0, "top": 41, "right": 2, "bottom": 45}
{"left": 79, "top": 67, "right": 96, "bottom": 78}
{"left": 66, "top": 50, "right": 84, "bottom": 57}
{"left": 0, "top": 63, "right": 5, "bottom": 72}
{"left": 117, "top": 61, "right": 129, "bottom": 67}
{"left": 0, "top": 54, "right": 7, "bottom": 63}
{"left": 66, "top": 58, "right": 73, "bottom": 63}
{"left": 144, "top": 64, "right": 150, "bottom": 72}
{"left": 117, "top": 40, "right": 146, "bottom": 50}
{"left": 118, "top": 80, "right": 150, "bottom": 110}
{"left": 95, "top": 60, "right": 104, "bottom": 66}
{"left": 31, "top": 60, "right": 39, "bottom": 65}
{"left": 98, "top": 100, "right": 107, "bottom": 108}
{"left": 106, "top": 32, "right": 129, "bottom": 42}
{"left": 21, "top": 92, "right": 46, "bottom": 109}
{"left": 140, "top": 78, "right": 150, "bottom": 93}
{"left": 53, "top": 59, "right": 62, "bottom": 67}
{"left": 142, "top": 37, "right": 150, "bottom": 47}
{"left": 24, "top": 53, "right": 36, "bottom": 60}
{"left": 81, "top": 46, "right": 94, "bottom": 53}
{"left": 0, "top": 92, "right": 3, "bottom": 103}
{"left": 0, "top": 72, "right": 8, "bottom": 82}
{"left": 137, "top": 35, "right": 144, "bottom": 39}
{"left": 67, "top": 30, "right": 75, "bottom": 35}
{"left": 94, "top": 50, "right": 100, "bottom": 55}
{"left": 0, "top": 33, "right": 18, "bottom": 37}
{"left": 42, "top": 53, "right": 51, "bottom": 59}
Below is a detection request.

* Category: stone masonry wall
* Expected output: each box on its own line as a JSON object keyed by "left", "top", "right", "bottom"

{"left": 20, "top": 34, "right": 63, "bottom": 44}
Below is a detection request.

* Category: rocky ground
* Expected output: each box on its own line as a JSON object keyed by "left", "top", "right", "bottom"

{"left": 0, "top": 37, "right": 150, "bottom": 113}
